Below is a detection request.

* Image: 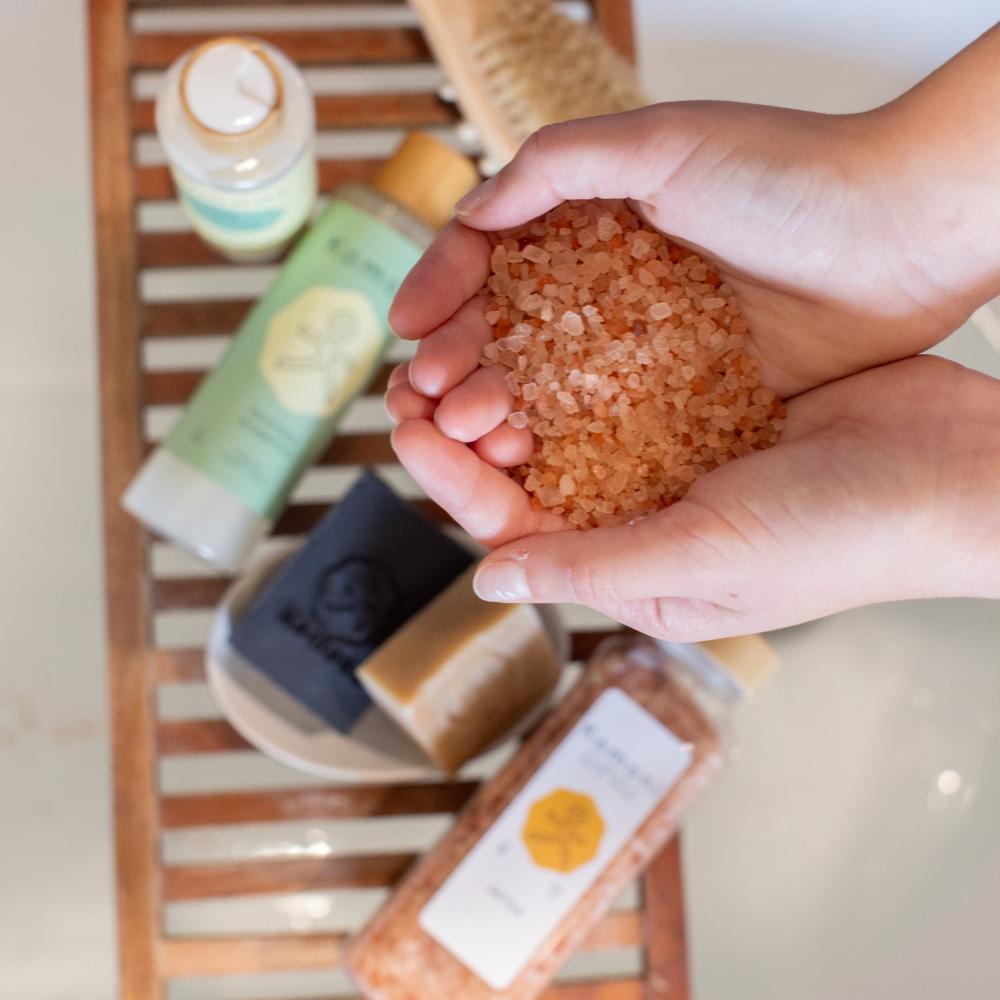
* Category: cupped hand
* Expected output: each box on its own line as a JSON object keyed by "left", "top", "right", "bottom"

{"left": 383, "top": 98, "right": 1000, "bottom": 637}
{"left": 385, "top": 100, "right": 994, "bottom": 502}
{"left": 392, "top": 100, "right": 990, "bottom": 408}
{"left": 395, "top": 357, "right": 1000, "bottom": 640}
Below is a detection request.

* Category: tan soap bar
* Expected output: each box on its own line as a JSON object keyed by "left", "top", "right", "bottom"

{"left": 358, "top": 568, "right": 562, "bottom": 774}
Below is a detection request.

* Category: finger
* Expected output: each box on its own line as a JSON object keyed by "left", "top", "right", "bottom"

{"left": 434, "top": 366, "right": 514, "bottom": 444}
{"left": 453, "top": 104, "right": 705, "bottom": 231}
{"left": 391, "top": 418, "right": 561, "bottom": 547}
{"left": 389, "top": 220, "right": 492, "bottom": 341}
{"left": 385, "top": 381, "right": 435, "bottom": 424}
{"left": 387, "top": 362, "right": 411, "bottom": 389}
{"left": 409, "top": 296, "right": 491, "bottom": 399}
{"left": 473, "top": 421, "right": 534, "bottom": 468}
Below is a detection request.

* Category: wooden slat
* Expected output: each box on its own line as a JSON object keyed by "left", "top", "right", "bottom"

{"left": 173, "top": 981, "right": 642, "bottom": 1000}
{"left": 162, "top": 853, "right": 416, "bottom": 899}
{"left": 592, "top": 0, "right": 637, "bottom": 63}
{"left": 132, "top": 92, "right": 455, "bottom": 134}
{"left": 133, "top": 0, "right": 406, "bottom": 5}
{"left": 571, "top": 629, "right": 618, "bottom": 662}
{"left": 138, "top": 230, "right": 283, "bottom": 268}
{"left": 141, "top": 297, "right": 252, "bottom": 336}
{"left": 151, "top": 630, "right": 618, "bottom": 685}
{"left": 151, "top": 647, "right": 205, "bottom": 683}
{"left": 131, "top": 29, "right": 431, "bottom": 69}
{"left": 580, "top": 910, "right": 643, "bottom": 952}
{"left": 157, "top": 910, "right": 639, "bottom": 980}
{"left": 152, "top": 575, "right": 229, "bottom": 611}
{"left": 160, "top": 782, "right": 479, "bottom": 828}
{"left": 159, "top": 933, "right": 345, "bottom": 977}
{"left": 140, "top": 432, "right": 396, "bottom": 467}
{"left": 543, "top": 982, "right": 644, "bottom": 1000}
{"left": 135, "top": 158, "right": 384, "bottom": 202}
{"left": 158, "top": 718, "right": 254, "bottom": 754}
{"left": 642, "top": 839, "right": 689, "bottom": 1000}
{"left": 143, "top": 363, "right": 394, "bottom": 404}
{"left": 323, "top": 431, "right": 399, "bottom": 465}
{"left": 89, "top": 1, "right": 162, "bottom": 997}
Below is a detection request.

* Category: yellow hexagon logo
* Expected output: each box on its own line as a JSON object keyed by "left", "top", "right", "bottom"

{"left": 521, "top": 788, "right": 605, "bottom": 873}
{"left": 259, "top": 286, "right": 382, "bottom": 417}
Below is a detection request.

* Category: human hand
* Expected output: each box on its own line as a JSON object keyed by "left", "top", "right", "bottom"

{"left": 395, "top": 357, "right": 1000, "bottom": 639}
{"left": 392, "top": 92, "right": 995, "bottom": 410}
{"left": 384, "top": 33, "right": 1000, "bottom": 637}
{"left": 383, "top": 94, "right": 989, "bottom": 528}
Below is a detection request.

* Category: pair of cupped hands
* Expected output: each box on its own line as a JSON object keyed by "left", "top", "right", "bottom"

{"left": 385, "top": 98, "right": 1000, "bottom": 640}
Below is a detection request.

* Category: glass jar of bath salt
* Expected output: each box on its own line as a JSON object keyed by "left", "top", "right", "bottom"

{"left": 348, "top": 633, "right": 778, "bottom": 1000}
{"left": 156, "top": 35, "right": 317, "bottom": 261}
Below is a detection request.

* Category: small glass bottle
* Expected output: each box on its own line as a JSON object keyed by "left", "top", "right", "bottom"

{"left": 123, "top": 132, "right": 478, "bottom": 571}
{"left": 156, "top": 35, "right": 317, "bottom": 261}
{"left": 348, "top": 633, "right": 777, "bottom": 1000}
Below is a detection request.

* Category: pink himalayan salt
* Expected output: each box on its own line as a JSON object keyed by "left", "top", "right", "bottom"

{"left": 481, "top": 199, "right": 785, "bottom": 528}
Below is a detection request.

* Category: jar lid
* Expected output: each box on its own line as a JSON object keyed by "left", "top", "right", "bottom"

{"left": 179, "top": 36, "right": 284, "bottom": 139}
{"left": 699, "top": 635, "right": 779, "bottom": 697}
{"left": 372, "top": 132, "right": 479, "bottom": 231}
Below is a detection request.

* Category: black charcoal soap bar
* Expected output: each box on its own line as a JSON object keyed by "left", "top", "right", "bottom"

{"left": 230, "top": 471, "right": 474, "bottom": 732}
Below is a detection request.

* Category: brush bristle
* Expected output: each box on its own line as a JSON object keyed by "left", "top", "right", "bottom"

{"left": 469, "top": 0, "right": 647, "bottom": 141}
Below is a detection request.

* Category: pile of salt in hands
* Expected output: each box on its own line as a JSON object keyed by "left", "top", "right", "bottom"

{"left": 479, "top": 199, "right": 786, "bottom": 528}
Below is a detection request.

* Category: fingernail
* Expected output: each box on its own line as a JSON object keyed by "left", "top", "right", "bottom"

{"left": 473, "top": 558, "right": 531, "bottom": 602}
{"left": 455, "top": 174, "right": 499, "bottom": 217}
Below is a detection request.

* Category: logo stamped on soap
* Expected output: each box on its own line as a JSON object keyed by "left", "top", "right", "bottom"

{"left": 276, "top": 557, "right": 399, "bottom": 672}
{"left": 312, "top": 557, "right": 398, "bottom": 645}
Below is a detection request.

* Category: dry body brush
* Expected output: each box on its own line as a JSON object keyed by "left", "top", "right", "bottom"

{"left": 480, "top": 200, "right": 785, "bottom": 528}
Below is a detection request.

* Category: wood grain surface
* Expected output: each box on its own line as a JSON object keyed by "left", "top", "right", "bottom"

{"left": 89, "top": 3, "right": 688, "bottom": 998}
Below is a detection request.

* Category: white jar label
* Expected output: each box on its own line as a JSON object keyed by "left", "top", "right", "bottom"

{"left": 172, "top": 143, "right": 316, "bottom": 254}
{"left": 418, "top": 687, "right": 693, "bottom": 990}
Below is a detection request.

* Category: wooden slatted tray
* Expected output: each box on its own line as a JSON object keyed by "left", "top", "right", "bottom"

{"left": 88, "top": 2, "right": 690, "bottom": 998}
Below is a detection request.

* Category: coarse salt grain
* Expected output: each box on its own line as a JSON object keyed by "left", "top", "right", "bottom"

{"left": 479, "top": 199, "right": 785, "bottom": 528}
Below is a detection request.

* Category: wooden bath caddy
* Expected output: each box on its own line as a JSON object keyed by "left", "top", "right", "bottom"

{"left": 88, "top": 1, "right": 690, "bottom": 997}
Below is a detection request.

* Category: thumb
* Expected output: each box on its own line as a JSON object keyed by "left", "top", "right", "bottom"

{"left": 470, "top": 500, "right": 764, "bottom": 641}
{"left": 453, "top": 103, "right": 716, "bottom": 231}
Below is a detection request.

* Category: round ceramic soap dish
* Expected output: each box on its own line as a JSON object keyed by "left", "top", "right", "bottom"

{"left": 206, "top": 538, "right": 568, "bottom": 784}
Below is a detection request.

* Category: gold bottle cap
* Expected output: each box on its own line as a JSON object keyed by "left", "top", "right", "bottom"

{"left": 700, "top": 634, "right": 779, "bottom": 697}
{"left": 372, "top": 132, "right": 480, "bottom": 232}
{"left": 179, "top": 36, "right": 284, "bottom": 141}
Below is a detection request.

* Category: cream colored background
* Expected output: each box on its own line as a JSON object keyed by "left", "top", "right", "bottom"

{"left": 1, "top": 2, "right": 998, "bottom": 998}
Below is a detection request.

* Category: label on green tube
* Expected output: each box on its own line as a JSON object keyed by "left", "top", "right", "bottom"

{"left": 164, "top": 195, "right": 421, "bottom": 518}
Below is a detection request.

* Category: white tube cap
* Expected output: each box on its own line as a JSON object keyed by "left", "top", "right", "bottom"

{"left": 122, "top": 448, "right": 272, "bottom": 573}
